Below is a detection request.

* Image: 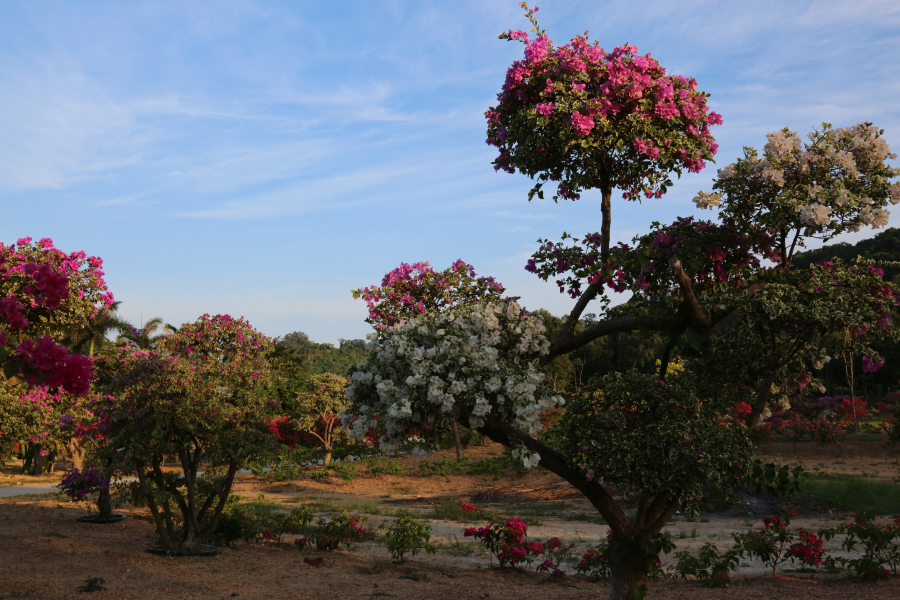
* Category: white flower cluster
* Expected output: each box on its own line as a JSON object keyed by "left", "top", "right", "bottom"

{"left": 765, "top": 129, "right": 801, "bottom": 156}
{"left": 692, "top": 190, "right": 722, "bottom": 210}
{"left": 798, "top": 204, "right": 832, "bottom": 226}
{"left": 511, "top": 447, "right": 542, "bottom": 469}
{"left": 341, "top": 301, "right": 564, "bottom": 466}
{"left": 811, "top": 348, "right": 831, "bottom": 371}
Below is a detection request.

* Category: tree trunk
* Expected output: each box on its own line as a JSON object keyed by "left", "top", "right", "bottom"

{"left": 66, "top": 439, "right": 85, "bottom": 470}
{"left": 452, "top": 422, "right": 463, "bottom": 460}
{"left": 24, "top": 443, "right": 50, "bottom": 475}
{"left": 323, "top": 450, "right": 332, "bottom": 466}
{"left": 607, "top": 537, "right": 651, "bottom": 600}
{"left": 97, "top": 484, "right": 112, "bottom": 519}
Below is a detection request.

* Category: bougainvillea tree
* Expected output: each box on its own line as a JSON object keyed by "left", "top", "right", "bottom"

{"left": 0, "top": 237, "right": 109, "bottom": 473}
{"left": 343, "top": 5, "right": 900, "bottom": 599}
{"left": 97, "top": 314, "right": 276, "bottom": 554}
{"left": 353, "top": 259, "right": 513, "bottom": 456}
{"left": 352, "top": 259, "right": 508, "bottom": 329}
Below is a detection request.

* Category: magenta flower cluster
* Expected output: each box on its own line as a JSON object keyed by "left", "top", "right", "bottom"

{"left": 58, "top": 467, "right": 108, "bottom": 500}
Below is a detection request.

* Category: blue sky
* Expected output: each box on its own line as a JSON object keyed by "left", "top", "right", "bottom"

{"left": 2, "top": 0, "right": 899, "bottom": 344}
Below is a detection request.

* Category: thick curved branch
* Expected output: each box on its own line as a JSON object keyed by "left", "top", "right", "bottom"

{"left": 560, "top": 282, "right": 603, "bottom": 338}
{"left": 477, "top": 421, "right": 632, "bottom": 537}
{"left": 670, "top": 258, "right": 712, "bottom": 336}
{"left": 542, "top": 315, "right": 674, "bottom": 365}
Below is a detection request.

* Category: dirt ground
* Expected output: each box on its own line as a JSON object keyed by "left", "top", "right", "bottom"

{"left": 756, "top": 441, "right": 900, "bottom": 482}
{"left": 1, "top": 441, "right": 899, "bottom": 600}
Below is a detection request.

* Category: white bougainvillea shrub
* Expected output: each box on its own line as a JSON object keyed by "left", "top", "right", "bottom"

{"left": 342, "top": 300, "right": 563, "bottom": 465}
{"left": 701, "top": 122, "right": 899, "bottom": 261}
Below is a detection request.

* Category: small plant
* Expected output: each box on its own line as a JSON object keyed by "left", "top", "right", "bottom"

{"left": 296, "top": 512, "right": 373, "bottom": 552}
{"left": 332, "top": 460, "right": 358, "bottom": 483}
{"left": 58, "top": 467, "right": 112, "bottom": 517}
{"left": 365, "top": 457, "right": 407, "bottom": 478}
{"left": 536, "top": 537, "right": 573, "bottom": 578}
{"left": 464, "top": 517, "right": 545, "bottom": 568}
{"left": 384, "top": 516, "right": 436, "bottom": 563}
{"left": 309, "top": 469, "right": 331, "bottom": 481}
{"left": 418, "top": 456, "right": 468, "bottom": 477}
{"left": 672, "top": 543, "right": 739, "bottom": 588}
{"left": 576, "top": 542, "right": 611, "bottom": 578}
{"left": 731, "top": 510, "right": 825, "bottom": 575}
{"left": 78, "top": 577, "right": 107, "bottom": 593}
{"left": 820, "top": 511, "right": 900, "bottom": 581}
{"left": 745, "top": 460, "right": 806, "bottom": 498}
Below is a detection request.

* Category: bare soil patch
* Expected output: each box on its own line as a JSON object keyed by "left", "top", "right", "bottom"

{"left": 2, "top": 442, "right": 900, "bottom": 599}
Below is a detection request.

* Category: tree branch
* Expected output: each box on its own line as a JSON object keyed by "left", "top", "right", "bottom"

{"left": 542, "top": 315, "right": 674, "bottom": 366}
{"left": 670, "top": 259, "right": 712, "bottom": 336}
{"left": 476, "top": 420, "right": 632, "bottom": 537}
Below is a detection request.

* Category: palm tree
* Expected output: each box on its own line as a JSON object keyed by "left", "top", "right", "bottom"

{"left": 116, "top": 316, "right": 169, "bottom": 350}
{"left": 60, "top": 300, "right": 129, "bottom": 357}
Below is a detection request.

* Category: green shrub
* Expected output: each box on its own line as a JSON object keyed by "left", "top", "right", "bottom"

{"left": 820, "top": 511, "right": 900, "bottom": 581}
{"left": 384, "top": 516, "right": 436, "bottom": 563}
{"left": 672, "top": 543, "right": 738, "bottom": 587}
{"left": 296, "top": 512, "right": 374, "bottom": 552}
{"left": 365, "top": 456, "right": 406, "bottom": 478}
{"left": 418, "top": 456, "right": 468, "bottom": 477}
{"left": 331, "top": 460, "right": 358, "bottom": 482}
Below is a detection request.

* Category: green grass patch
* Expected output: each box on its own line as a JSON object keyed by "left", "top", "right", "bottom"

{"left": 805, "top": 475, "right": 900, "bottom": 515}
{"left": 427, "top": 499, "right": 494, "bottom": 522}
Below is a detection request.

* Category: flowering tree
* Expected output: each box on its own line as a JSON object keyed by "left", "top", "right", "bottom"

{"left": 1, "top": 237, "right": 109, "bottom": 473}
{"left": 344, "top": 5, "right": 900, "bottom": 599}
{"left": 352, "top": 259, "right": 508, "bottom": 329}
{"left": 353, "top": 259, "right": 513, "bottom": 457}
{"left": 97, "top": 314, "right": 276, "bottom": 554}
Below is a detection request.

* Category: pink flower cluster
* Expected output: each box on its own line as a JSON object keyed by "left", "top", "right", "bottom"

{"left": 22, "top": 262, "right": 69, "bottom": 309}
{"left": 788, "top": 529, "right": 825, "bottom": 568}
{"left": 353, "top": 259, "right": 509, "bottom": 329}
{"left": 464, "top": 517, "right": 545, "bottom": 567}
{"left": 16, "top": 336, "right": 92, "bottom": 396}
{"left": 488, "top": 4, "right": 723, "bottom": 197}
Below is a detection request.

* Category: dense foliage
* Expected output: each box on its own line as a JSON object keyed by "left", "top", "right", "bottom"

{"left": 97, "top": 314, "right": 277, "bottom": 554}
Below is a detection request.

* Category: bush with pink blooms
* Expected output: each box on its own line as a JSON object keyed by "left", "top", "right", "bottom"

{"left": 821, "top": 511, "right": 900, "bottom": 581}
{"left": 1, "top": 237, "right": 110, "bottom": 472}
{"left": 96, "top": 314, "right": 277, "bottom": 555}
{"left": 353, "top": 259, "right": 509, "bottom": 330}
{"left": 295, "top": 512, "right": 374, "bottom": 552}
{"left": 731, "top": 510, "right": 826, "bottom": 576}
{"left": 488, "top": 5, "right": 721, "bottom": 203}
{"left": 464, "top": 515, "right": 545, "bottom": 568}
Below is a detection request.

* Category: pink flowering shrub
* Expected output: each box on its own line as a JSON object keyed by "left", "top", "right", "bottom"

{"left": 821, "top": 511, "right": 900, "bottom": 581}
{"left": 464, "top": 517, "right": 545, "bottom": 568}
{"left": 295, "top": 513, "right": 373, "bottom": 552}
{"left": 536, "top": 536, "right": 568, "bottom": 578}
{"left": 1, "top": 237, "right": 111, "bottom": 471}
{"left": 58, "top": 467, "right": 108, "bottom": 500}
{"left": 96, "top": 315, "right": 277, "bottom": 555}
{"left": 575, "top": 542, "right": 611, "bottom": 578}
{"left": 353, "top": 259, "right": 508, "bottom": 329}
{"left": 732, "top": 509, "right": 826, "bottom": 575}
{"left": 488, "top": 3, "right": 722, "bottom": 202}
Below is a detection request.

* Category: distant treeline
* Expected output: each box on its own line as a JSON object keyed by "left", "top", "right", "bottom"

{"left": 792, "top": 227, "right": 900, "bottom": 397}
{"left": 793, "top": 227, "right": 900, "bottom": 282}
{"left": 275, "top": 331, "right": 367, "bottom": 376}
{"left": 275, "top": 229, "right": 900, "bottom": 395}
